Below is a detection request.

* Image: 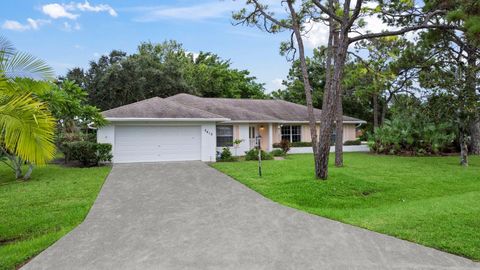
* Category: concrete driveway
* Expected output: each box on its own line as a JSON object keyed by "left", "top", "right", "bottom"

{"left": 23, "top": 162, "right": 479, "bottom": 270}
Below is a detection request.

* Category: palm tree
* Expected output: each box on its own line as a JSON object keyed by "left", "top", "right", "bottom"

{"left": 0, "top": 36, "right": 56, "bottom": 179}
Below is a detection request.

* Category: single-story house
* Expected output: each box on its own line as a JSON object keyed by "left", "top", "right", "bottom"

{"left": 97, "top": 93, "right": 366, "bottom": 163}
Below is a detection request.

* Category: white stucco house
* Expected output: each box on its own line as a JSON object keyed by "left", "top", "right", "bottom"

{"left": 97, "top": 93, "right": 366, "bottom": 163}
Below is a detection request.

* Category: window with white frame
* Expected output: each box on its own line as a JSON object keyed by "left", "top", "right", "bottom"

{"left": 216, "top": 125, "right": 233, "bottom": 147}
{"left": 280, "top": 125, "right": 301, "bottom": 142}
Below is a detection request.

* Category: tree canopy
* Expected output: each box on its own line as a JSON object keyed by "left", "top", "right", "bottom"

{"left": 65, "top": 41, "right": 266, "bottom": 110}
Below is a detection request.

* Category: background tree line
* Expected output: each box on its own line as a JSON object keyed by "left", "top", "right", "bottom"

{"left": 63, "top": 40, "right": 266, "bottom": 111}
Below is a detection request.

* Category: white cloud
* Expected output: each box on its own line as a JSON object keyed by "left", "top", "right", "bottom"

{"left": 42, "top": 3, "right": 79, "bottom": 19}
{"left": 272, "top": 78, "right": 285, "bottom": 90}
{"left": 303, "top": 15, "right": 397, "bottom": 49}
{"left": 133, "top": 0, "right": 288, "bottom": 22}
{"left": 2, "top": 20, "right": 30, "bottom": 31}
{"left": 303, "top": 20, "right": 330, "bottom": 48}
{"left": 75, "top": 1, "right": 117, "bottom": 16}
{"left": 134, "top": 1, "right": 243, "bottom": 22}
{"left": 2, "top": 18, "right": 50, "bottom": 31}
{"left": 42, "top": 1, "right": 117, "bottom": 20}
{"left": 62, "top": 22, "right": 81, "bottom": 31}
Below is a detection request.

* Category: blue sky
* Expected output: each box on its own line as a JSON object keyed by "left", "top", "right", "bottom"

{"left": 0, "top": 0, "right": 305, "bottom": 92}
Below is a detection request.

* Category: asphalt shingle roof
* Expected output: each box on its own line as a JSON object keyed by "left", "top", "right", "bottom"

{"left": 166, "top": 93, "right": 365, "bottom": 123}
{"left": 102, "top": 97, "right": 226, "bottom": 119}
{"left": 103, "top": 94, "right": 365, "bottom": 123}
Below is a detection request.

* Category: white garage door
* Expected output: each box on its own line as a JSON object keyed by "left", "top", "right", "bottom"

{"left": 114, "top": 126, "right": 201, "bottom": 163}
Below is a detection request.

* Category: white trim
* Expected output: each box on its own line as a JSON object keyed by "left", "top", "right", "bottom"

{"left": 222, "top": 120, "right": 366, "bottom": 124}
{"left": 105, "top": 118, "right": 366, "bottom": 124}
{"left": 106, "top": 117, "right": 230, "bottom": 122}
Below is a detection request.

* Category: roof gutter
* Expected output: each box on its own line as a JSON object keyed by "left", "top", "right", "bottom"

{"left": 222, "top": 120, "right": 367, "bottom": 124}
{"left": 105, "top": 117, "right": 231, "bottom": 122}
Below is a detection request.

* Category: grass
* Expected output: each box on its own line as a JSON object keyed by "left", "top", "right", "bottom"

{"left": 0, "top": 163, "right": 111, "bottom": 270}
{"left": 211, "top": 153, "right": 480, "bottom": 260}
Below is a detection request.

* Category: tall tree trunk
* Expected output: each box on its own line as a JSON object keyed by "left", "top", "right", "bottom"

{"left": 373, "top": 93, "right": 379, "bottom": 129}
{"left": 318, "top": 34, "right": 348, "bottom": 179}
{"left": 460, "top": 132, "right": 469, "bottom": 166}
{"left": 471, "top": 119, "right": 480, "bottom": 155}
{"left": 286, "top": 0, "right": 321, "bottom": 176}
{"left": 381, "top": 99, "right": 387, "bottom": 126}
{"left": 335, "top": 85, "right": 343, "bottom": 167}
{"left": 466, "top": 45, "right": 479, "bottom": 155}
{"left": 459, "top": 45, "right": 477, "bottom": 164}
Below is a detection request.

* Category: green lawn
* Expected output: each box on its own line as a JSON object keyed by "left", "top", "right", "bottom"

{"left": 0, "top": 163, "right": 111, "bottom": 270}
{"left": 212, "top": 153, "right": 480, "bottom": 260}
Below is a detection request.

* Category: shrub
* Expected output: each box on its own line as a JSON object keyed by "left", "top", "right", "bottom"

{"left": 270, "top": 149, "right": 285, "bottom": 157}
{"left": 62, "top": 141, "right": 112, "bottom": 166}
{"left": 218, "top": 147, "right": 236, "bottom": 162}
{"left": 344, "top": 139, "right": 361, "bottom": 146}
{"left": 273, "top": 141, "right": 312, "bottom": 148}
{"left": 368, "top": 113, "right": 455, "bottom": 155}
{"left": 245, "top": 148, "right": 274, "bottom": 161}
{"left": 279, "top": 139, "right": 291, "bottom": 154}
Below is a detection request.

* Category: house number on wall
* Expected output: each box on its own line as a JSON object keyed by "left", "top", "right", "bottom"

{"left": 204, "top": 129, "right": 213, "bottom": 136}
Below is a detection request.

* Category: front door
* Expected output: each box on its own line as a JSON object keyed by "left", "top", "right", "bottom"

{"left": 249, "top": 126, "right": 256, "bottom": 148}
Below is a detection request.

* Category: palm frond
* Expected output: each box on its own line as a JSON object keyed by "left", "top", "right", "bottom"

{"left": 0, "top": 93, "right": 56, "bottom": 165}
{"left": 0, "top": 36, "right": 15, "bottom": 55}
{"left": 1, "top": 52, "right": 54, "bottom": 80}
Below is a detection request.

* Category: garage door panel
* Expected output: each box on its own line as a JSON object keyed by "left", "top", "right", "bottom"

{"left": 114, "top": 126, "right": 201, "bottom": 163}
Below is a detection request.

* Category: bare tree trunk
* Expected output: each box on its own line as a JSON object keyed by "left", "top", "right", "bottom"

{"left": 460, "top": 132, "right": 469, "bottom": 166}
{"left": 286, "top": 0, "right": 321, "bottom": 176}
{"left": 373, "top": 93, "right": 379, "bottom": 129}
{"left": 318, "top": 35, "right": 348, "bottom": 179}
{"left": 471, "top": 119, "right": 480, "bottom": 155}
{"left": 459, "top": 45, "right": 477, "bottom": 164}
{"left": 381, "top": 100, "right": 387, "bottom": 126}
{"left": 335, "top": 85, "right": 343, "bottom": 167}
{"left": 466, "top": 46, "right": 479, "bottom": 155}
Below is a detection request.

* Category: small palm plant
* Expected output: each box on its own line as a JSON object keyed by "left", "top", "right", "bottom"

{"left": 0, "top": 36, "right": 56, "bottom": 179}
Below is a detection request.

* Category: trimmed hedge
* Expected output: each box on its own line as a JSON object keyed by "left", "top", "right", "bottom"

{"left": 270, "top": 149, "right": 286, "bottom": 157}
{"left": 273, "top": 141, "right": 312, "bottom": 148}
{"left": 344, "top": 139, "right": 361, "bottom": 146}
{"left": 62, "top": 141, "right": 112, "bottom": 166}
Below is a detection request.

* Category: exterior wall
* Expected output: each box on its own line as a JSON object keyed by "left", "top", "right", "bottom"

{"left": 97, "top": 125, "right": 115, "bottom": 154}
{"left": 201, "top": 123, "right": 216, "bottom": 162}
{"left": 216, "top": 124, "right": 250, "bottom": 156}
{"left": 300, "top": 124, "right": 321, "bottom": 143}
{"left": 343, "top": 124, "right": 357, "bottom": 142}
{"left": 271, "top": 123, "right": 357, "bottom": 144}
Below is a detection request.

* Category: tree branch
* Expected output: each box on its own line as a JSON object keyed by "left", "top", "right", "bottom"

{"left": 346, "top": 0, "right": 363, "bottom": 30}
{"left": 311, "top": 0, "right": 343, "bottom": 22}
{"left": 252, "top": 0, "right": 292, "bottom": 29}
{"left": 349, "top": 24, "right": 456, "bottom": 44}
{"left": 348, "top": 10, "right": 457, "bottom": 44}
